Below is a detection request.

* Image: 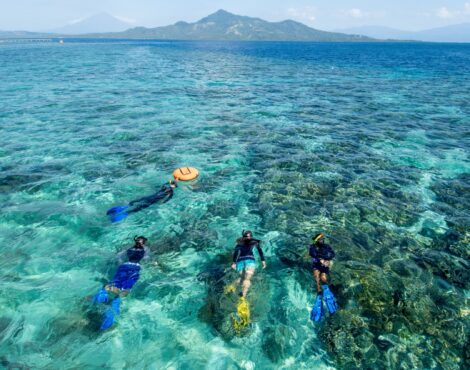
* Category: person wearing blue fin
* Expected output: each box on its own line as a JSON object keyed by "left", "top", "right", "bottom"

{"left": 309, "top": 233, "right": 338, "bottom": 321}
{"left": 92, "top": 236, "right": 148, "bottom": 330}
{"left": 107, "top": 180, "right": 178, "bottom": 222}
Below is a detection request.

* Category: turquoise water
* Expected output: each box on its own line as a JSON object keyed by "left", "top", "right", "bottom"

{"left": 0, "top": 40, "right": 469, "bottom": 369}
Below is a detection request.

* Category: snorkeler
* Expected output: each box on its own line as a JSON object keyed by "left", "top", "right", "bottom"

{"left": 227, "top": 230, "right": 266, "bottom": 332}
{"left": 92, "top": 236, "right": 148, "bottom": 330}
{"left": 107, "top": 180, "right": 178, "bottom": 222}
{"left": 230, "top": 230, "right": 266, "bottom": 298}
{"left": 309, "top": 233, "right": 338, "bottom": 322}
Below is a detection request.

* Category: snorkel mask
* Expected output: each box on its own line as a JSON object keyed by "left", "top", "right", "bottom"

{"left": 313, "top": 233, "right": 325, "bottom": 244}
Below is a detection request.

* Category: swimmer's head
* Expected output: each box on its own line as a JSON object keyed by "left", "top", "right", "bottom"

{"left": 242, "top": 230, "right": 253, "bottom": 239}
{"left": 134, "top": 236, "right": 148, "bottom": 247}
{"left": 313, "top": 233, "right": 325, "bottom": 245}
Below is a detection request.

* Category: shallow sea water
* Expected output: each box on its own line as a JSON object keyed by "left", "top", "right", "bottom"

{"left": 0, "top": 40, "right": 469, "bottom": 369}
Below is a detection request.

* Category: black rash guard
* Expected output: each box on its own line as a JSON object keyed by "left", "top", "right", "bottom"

{"left": 233, "top": 239, "right": 265, "bottom": 263}
{"left": 127, "top": 246, "right": 146, "bottom": 263}
{"left": 128, "top": 184, "right": 174, "bottom": 213}
{"left": 309, "top": 243, "right": 335, "bottom": 273}
{"left": 309, "top": 243, "right": 335, "bottom": 263}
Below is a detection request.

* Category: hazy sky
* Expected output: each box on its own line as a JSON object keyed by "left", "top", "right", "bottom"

{"left": 1, "top": 0, "right": 470, "bottom": 31}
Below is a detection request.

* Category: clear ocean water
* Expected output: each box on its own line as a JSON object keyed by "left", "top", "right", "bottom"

{"left": 0, "top": 40, "right": 469, "bottom": 370}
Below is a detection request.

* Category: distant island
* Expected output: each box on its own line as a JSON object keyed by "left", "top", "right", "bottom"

{"left": 0, "top": 9, "right": 374, "bottom": 42}
{"left": 82, "top": 9, "right": 374, "bottom": 42}
{"left": 2, "top": 9, "right": 468, "bottom": 42}
{"left": 336, "top": 23, "right": 470, "bottom": 43}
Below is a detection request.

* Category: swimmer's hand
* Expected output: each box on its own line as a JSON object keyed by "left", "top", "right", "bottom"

{"left": 320, "top": 259, "right": 331, "bottom": 267}
{"left": 231, "top": 263, "right": 236, "bottom": 270}
{"left": 262, "top": 261, "right": 267, "bottom": 269}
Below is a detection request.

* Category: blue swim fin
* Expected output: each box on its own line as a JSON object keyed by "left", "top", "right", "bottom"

{"left": 322, "top": 285, "right": 338, "bottom": 314}
{"left": 100, "top": 297, "right": 121, "bottom": 331}
{"left": 100, "top": 308, "right": 115, "bottom": 330}
{"left": 106, "top": 205, "right": 129, "bottom": 215}
{"left": 310, "top": 294, "right": 324, "bottom": 322}
{"left": 110, "top": 212, "right": 129, "bottom": 223}
{"left": 111, "top": 297, "right": 121, "bottom": 315}
{"left": 92, "top": 288, "right": 108, "bottom": 304}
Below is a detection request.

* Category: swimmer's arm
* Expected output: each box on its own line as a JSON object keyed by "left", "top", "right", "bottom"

{"left": 117, "top": 250, "right": 127, "bottom": 264}
{"left": 232, "top": 245, "right": 241, "bottom": 263}
{"left": 143, "top": 246, "right": 151, "bottom": 261}
{"left": 255, "top": 243, "right": 267, "bottom": 268}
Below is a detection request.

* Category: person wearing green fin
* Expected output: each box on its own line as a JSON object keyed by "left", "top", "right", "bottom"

{"left": 309, "top": 233, "right": 338, "bottom": 322}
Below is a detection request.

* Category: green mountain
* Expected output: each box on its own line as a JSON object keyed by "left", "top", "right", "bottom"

{"left": 86, "top": 9, "right": 374, "bottom": 41}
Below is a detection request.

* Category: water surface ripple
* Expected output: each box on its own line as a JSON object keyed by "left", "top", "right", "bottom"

{"left": 0, "top": 40, "right": 469, "bottom": 369}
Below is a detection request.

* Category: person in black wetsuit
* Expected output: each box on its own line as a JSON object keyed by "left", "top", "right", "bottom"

{"left": 128, "top": 180, "right": 177, "bottom": 213}
{"left": 230, "top": 230, "right": 266, "bottom": 298}
{"left": 309, "top": 233, "right": 336, "bottom": 293}
{"left": 107, "top": 180, "right": 178, "bottom": 222}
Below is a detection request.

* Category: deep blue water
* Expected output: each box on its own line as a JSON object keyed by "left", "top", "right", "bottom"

{"left": 0, "top": 40, "right": 469, "bottom": 369}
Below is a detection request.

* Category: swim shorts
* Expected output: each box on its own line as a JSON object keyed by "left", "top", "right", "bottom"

{"left": 236, "top": 259, "right": 256, "bottom": 272}
{"left": 112, "top": 262, "right": 141, "bottom": 290}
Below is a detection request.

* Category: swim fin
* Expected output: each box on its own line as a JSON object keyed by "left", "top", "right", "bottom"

{"left": 322, "top": 285, "right": 338, "bottom": 314}
{"left": 106, "top": 205, "right": 129, "bottom": 215}
{"left": 92, "top": 288, "right": 108, "bottom": 304}
{"left": 233, "top": 297, "right": 251, "bottom": 333}
{"left": 110, "top": 212, "right": 129, "bottom": 223}
{"left": 100, "top": 297, "right": 121, "bottom": 331}
{"left": 310, "top": 293, "right": 324, "bottom": 322}
{"left": 111, "top": 296, "right": 121, "bottom": 315}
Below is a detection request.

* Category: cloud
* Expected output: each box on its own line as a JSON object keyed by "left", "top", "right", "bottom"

{"left": 348, "top": 8, "right": 365, "bottom": 18}
{"left": 114, "top": 15, "right": 137, "bottom": 24}
{"left": 287, "top": 7, "right": 316, "bottom": 23}
{"left": 343, "top": 8, "right": 385, "bottom": 19}
{"left": 465, "top": 2, "right": 470, "bottom": 14}
{"left": 436, "top": 7, "right": 453, "bottom": 18}
{"left": 434, "top": 3, "right": 470, "bottom": 19}
{"left": 68, "top": 17, "right": 85, "bottom": 25}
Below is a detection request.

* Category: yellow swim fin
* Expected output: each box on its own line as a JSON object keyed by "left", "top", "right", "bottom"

{"left": 232, "top": 296, "right": 251, "bottom": 333}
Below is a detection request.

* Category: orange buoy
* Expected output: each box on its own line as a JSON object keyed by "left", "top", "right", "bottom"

{"left": 173, "top": 167, "right": 199, "bottom": 181}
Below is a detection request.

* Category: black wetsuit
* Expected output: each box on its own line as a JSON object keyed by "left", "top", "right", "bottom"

{"left": 309, "top": 243, "right": 335, "bottom": 274}
{"left": 233, "top": 239, "right": 265, "bottom": 263}
{"left": 128, "top": 184, "right": 173, "bottom": 213}
{"left": 126, "top": 246, "right": 146, "bottom": 263}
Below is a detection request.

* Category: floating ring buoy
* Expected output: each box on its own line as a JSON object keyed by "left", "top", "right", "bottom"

{"left": 173, "top": 167, "right": 199, "bottom": 181}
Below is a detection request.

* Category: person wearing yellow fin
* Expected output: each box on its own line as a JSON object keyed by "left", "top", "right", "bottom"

{"left": 228, "top": 230, "right": 266, "bottom": 332}
{"left": 230, "top": 230, "right": 266, "bottom": 298}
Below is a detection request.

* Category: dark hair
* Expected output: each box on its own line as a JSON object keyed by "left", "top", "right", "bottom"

{"left": 242, "top": 230, "right": 253, "bottom": 237}
{"left": 134, "top": 235, "right": 148, "bottom": 244}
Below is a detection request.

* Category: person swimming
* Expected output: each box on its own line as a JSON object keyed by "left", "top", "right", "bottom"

{"left": 309, "top": 233, "right": 338, "bottom": 322}
{"left": 106, "top": 180, "right": 178, "bottom": 222}
{"left": 226, "top": 230, "right": 266, "bottom": 332}
{"left": 230, "top": 230, "right": 266, "bottom": 298}
{"left": 92, "top": 236, "right": 148, "bottom": 330}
